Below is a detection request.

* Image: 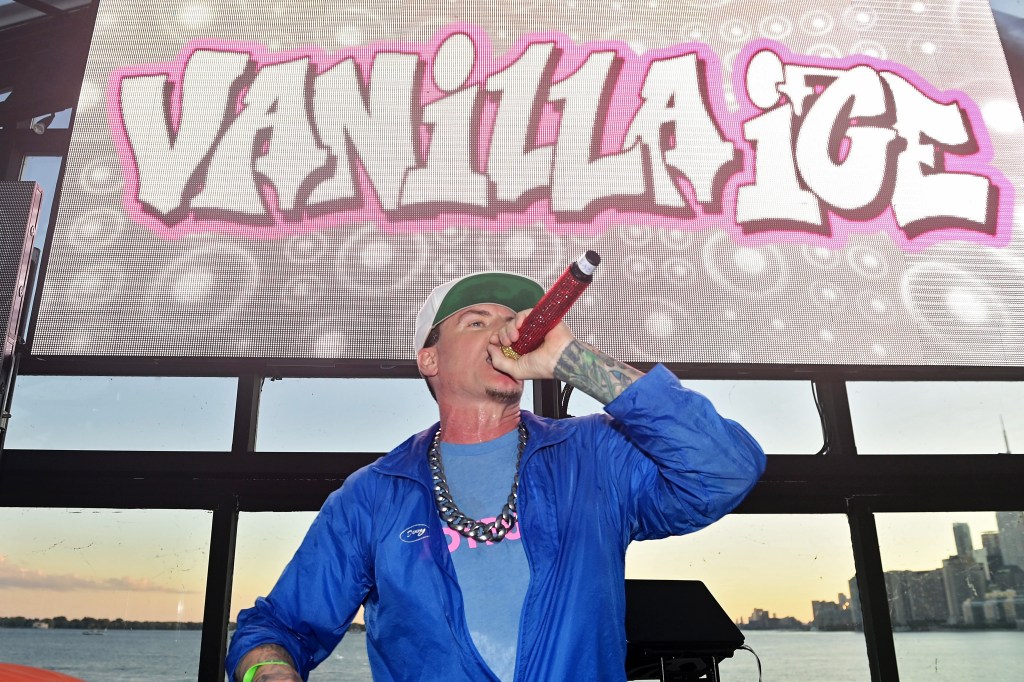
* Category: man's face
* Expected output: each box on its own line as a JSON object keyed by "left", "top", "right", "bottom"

{"left": 417, "top": 303, "right": 523, "bottom": 407}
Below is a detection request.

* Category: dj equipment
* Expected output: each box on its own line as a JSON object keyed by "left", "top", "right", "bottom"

{"left": 625, "top": 580, "right": 744, "bottom": 682}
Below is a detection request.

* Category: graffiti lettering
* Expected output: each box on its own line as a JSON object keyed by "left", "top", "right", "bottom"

{"left": 738, "top": 48, "right": 997, "bottom": 239}
{"left": 110, "top": 27, "right": 1011, "bottom": 248}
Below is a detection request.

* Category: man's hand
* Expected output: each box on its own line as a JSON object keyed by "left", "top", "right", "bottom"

{"left": 235, "top": 644, "right": 301, "bottom": 682}
{"left": 487, "top": 308, "right": 645, "bottom": 405}
{"left": 487, "top": 308, "right": 573, "bottom": 380}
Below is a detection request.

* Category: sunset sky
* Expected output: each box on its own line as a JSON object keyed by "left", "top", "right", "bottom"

{"left": 0, "top": 504, "right": 1009, "bottom": 626}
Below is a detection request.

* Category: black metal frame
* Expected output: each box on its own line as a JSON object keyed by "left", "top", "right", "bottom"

{"left": 3, "top": 5, "right": 1024, "bottom": 681}
{"left": 17, "top": 353, "right": 1024, "bottom": 381}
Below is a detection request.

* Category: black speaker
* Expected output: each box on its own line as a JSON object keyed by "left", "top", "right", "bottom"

{"left": 625, "top": 580, "right": 744, "bottom": 682}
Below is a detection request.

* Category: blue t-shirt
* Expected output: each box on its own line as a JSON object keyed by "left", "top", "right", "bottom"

{"left": 440, "top": 429, "right": 531, "bottom": 682}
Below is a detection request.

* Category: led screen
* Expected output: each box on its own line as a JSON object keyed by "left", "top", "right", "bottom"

{"left": 32, "top": 0, "right": 1024, "bottom": 365}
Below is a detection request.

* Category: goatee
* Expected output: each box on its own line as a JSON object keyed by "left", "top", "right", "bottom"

{"left": 486, "top": 387, "right": 523, "bottom": 405}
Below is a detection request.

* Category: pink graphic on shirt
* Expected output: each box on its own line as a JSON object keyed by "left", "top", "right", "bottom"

{"left": 109, "top": 25, "right": 1011, "bottom": 250}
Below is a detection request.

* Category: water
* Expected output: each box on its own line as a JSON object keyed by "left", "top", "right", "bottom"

{"left": 719, "top": 630, "right": 1024, "bottom": 681}
{"left": 1, "top": 628, "right": 1022, "bottom": 681}
{"left": 0, "top": 630, "right": 370, "bottom": 682}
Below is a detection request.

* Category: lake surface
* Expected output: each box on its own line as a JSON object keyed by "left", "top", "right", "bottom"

{"left": 1, "top": 628, "right": 1022, "bottom": 680}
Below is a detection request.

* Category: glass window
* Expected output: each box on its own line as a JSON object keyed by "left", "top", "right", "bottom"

{"left": 5, "top": 376, "right": 237, "bottom": 451}
{"left": 627, "top": 514, "right": 867, "bottom": 680}
{"left": 256, "top": 377, "right": 533, "bottom": 452}
{"left": 848, "top": 382, "right": 1024, "bottom": 454}
{"left": 231, "top": 512, "right": 371, "bottom": 681}
{"left": 568, "top": 379, "right": 823, "bottom": 454}
{"left": 0, "top": 508, "right": 211, "bottom": 682}
{"left": 230, "top": 512, "right": 319, "bottom": 621}
{"left": 876, "top": 512, "right": 1024, "bottom": 679}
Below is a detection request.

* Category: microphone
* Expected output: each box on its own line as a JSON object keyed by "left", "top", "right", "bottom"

{"left": 501, "top": 251, "right": 601, "bottom": 360}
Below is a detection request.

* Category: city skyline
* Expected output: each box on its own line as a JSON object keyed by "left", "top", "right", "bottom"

{"left": 803, "top": 512, "right": 1024, "bottom": 630}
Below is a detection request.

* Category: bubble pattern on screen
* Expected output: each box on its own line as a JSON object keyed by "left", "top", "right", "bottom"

{"left": 32, "top": 0, "right": 1024, "bottom": 365}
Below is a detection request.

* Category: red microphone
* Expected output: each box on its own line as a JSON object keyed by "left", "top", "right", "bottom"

{"left": 501, "top": 251, "right": 601, "bottom": 360}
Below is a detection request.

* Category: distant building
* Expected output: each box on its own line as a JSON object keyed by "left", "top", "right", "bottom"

{"left": 31, "top": 621, "right": 49, "bottom": 629}
{"left": 996, "top": 512, "right": 1024, "bottom": 571}
{"left": 942, "top": 555, "right": 987, "bottom": 625}
{"left": 990, "top": 564, "right": 1024, "bottom": 592}
{"left": 885, "top": 569, "right": 948, "bottom": 628}
{"left": 973, "top": 548, "right": 990, "bottom": 578}
{"left": 982, "top": 531, "right": 1003, "bottom": 572}
{"left": 743, "top": 608, "right": 807, "bottom": 630}
{"left": 848, "top": 577, "right": 862, "bottom": 630}
{"left": 953, "top": 523, "right": 973, "bottom": 559}
{"left": 812, "top": 593, "right": 855, "bottom": 630}
{"left": 962, "top": 590, "right": 1024, "bottom": 628}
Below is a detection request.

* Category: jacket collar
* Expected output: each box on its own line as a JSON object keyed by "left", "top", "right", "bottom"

{"left": 370, "top": 410, "right": 575, "bottom": 480}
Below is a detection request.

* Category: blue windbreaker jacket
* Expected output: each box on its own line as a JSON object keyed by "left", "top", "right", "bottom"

{"left": 227, "top": 365, "right": 766, "bottom": 681}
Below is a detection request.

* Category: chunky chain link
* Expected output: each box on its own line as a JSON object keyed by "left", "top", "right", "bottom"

{"left": 428, "top": 422, "right": 527, "bottom": 543}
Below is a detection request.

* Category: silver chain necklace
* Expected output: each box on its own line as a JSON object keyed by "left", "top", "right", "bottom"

{"left": 428, "top": 422, "right": 527, "bottom": 543}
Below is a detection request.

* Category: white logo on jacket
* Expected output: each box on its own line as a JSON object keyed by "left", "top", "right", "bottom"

{"left": 399, "top": 524, "right": 429, "bottom": 543}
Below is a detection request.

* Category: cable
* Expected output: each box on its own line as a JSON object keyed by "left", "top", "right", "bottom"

{"left": 811, "top": 381, "right": 830, "bottom": 456}
{"left": 738, "top": 644, "right": 763, "bottom": 682}
{"left": 558, "top": 382, "right": 575, "bottom": 418}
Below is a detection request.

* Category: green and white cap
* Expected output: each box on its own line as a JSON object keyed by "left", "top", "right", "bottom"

{"left": 414, "top": 271, "right": 544, "bottom": 351}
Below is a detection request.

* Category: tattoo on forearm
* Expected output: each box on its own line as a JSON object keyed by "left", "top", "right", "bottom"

{"left": 554, "top": 340, "right": 643, "bottom": 405}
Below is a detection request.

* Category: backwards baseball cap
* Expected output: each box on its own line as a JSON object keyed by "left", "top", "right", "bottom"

{"left": 414, "top": 271, "right": 544, "bottom": 351}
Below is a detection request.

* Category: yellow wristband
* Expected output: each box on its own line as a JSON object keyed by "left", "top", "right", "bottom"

{"left": 242, "top": 661, "right": 291, "bottom": 682}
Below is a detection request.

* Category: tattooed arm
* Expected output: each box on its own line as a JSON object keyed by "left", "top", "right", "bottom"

{"left": 234, "top": 644, "right": 301, "bottom": 682}
{"left": 552, "top": 339, "right": 644, "bottom": 405}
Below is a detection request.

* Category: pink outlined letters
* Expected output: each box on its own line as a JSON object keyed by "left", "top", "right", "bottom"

{"left": 109, "top": 27, "right": 1013, "bottom": 249}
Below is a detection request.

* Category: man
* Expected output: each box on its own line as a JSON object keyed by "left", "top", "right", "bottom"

{"left": 228, "top": 270, "right": 765, "bottom": 682}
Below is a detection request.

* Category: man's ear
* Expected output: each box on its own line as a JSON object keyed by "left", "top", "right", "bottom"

{"left": 417, "top": 346, "right": 439, "bottom": 378}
